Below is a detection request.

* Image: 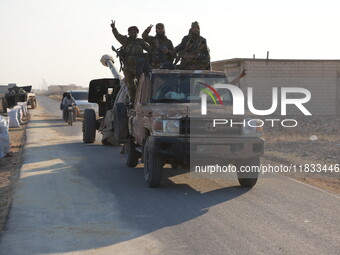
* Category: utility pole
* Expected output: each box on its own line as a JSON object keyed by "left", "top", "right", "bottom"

{"left": 41, "top": 79, "right": 48, "bottom": 91}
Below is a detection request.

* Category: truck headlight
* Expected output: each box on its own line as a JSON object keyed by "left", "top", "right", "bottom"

{"left": 242, "top": 119, "right": 263, "bottom": 136}
{"left": 152, "top": 119, "right": 180, "bottom": 135}
{"left": 164, "top": 120, "right": 180, "bottom": 133}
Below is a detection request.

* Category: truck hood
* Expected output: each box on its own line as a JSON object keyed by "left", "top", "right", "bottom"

{"left": 147, "top": 103, "right": 242, "bottom": 119}
{"left": 75, "top": 100, "right": 96, "bottom": 106}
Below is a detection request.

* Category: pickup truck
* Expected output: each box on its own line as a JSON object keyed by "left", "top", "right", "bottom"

{"left": 113, "top": 69, "right": 265, "bottom": 188}
{"left": 2, "top": 85, "right": 36, "bottom": 110}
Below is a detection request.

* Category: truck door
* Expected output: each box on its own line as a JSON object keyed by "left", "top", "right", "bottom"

{"left": 133, "top": 73, "right": 151, "bottom": 145}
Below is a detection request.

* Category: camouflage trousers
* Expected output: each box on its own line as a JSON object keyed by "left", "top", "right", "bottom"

{"left": 179, "top": 59, "right": 210, "bottom": 70}
{"left": 123, "top": 70, "right": 137, "bottom": 102}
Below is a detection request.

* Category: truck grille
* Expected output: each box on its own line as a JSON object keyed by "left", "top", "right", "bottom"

{"left": 179, "top": 117, "right": 241, "bottom": 136}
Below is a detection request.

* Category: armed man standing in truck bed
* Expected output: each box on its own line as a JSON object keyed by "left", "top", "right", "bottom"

{"left": 175, "top": 21, "right": 211, "bottom": 70}
{"left": 110, "top": 20, "right": 150, "bottom": 103}
{"left": 142, "top": 23, "right": 176, "bottom": 69}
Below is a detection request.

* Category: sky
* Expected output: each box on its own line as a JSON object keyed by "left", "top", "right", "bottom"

{"left": 0, "top": 0, "right": 339, "bottom": 90}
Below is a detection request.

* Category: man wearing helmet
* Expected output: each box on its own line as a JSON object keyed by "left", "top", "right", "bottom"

{"left": 142, "top": 23, "right": 175, "bottom": 69}
{"left": 175, "top": 21, "right": 211, "bottom": 70}
{"left": 110, "top": 21, "right": 150, "bottom": 103}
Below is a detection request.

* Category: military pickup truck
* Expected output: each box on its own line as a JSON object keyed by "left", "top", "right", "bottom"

{"left": 2, "top": 85, "right": 36, "bottom": 110}
{"left": 113, "top": 69, "right": 265, "bottom": 188}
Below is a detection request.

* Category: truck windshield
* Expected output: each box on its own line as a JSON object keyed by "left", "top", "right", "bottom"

{"left": 151, "top": 73, "right": 232, "bottom": 104}
{"left": 71, "top": 91, "right": 88, "bottom": 100}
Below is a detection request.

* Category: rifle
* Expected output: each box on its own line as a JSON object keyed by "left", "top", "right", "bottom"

{"left": 111, "top": 45, "right": 125, "bottom": 72}
{"left": 174, "top": 39, "right": 194, "bottom": 65}
{"left": 178, "top": 39, "right": 206, "bottom": 69}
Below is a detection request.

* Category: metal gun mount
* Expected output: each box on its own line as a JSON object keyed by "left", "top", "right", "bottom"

{"left": 100, "top": 54, "right": 122, "bottom": 80}
{"left": 86, "top": 55, "right": 122, "bottom": 117}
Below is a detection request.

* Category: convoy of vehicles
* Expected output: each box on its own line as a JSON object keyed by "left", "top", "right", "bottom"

{"left": 82, "top": 55, "right": 264, "bottom": 188}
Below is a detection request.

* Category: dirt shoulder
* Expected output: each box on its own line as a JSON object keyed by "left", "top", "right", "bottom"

{"left": 263, "top": 116, "right": 340, "bottom": 193}
{"left": 0, "top": 116, "right": 28, "bottom": 231}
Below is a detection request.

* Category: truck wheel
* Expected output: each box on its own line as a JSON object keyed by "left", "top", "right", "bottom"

{"left": 82, "top": 109, "right": 96, "bottom": 143}
{"left": 113, "top": 102, "right": 129, "bottom": 143}
{"left": 126, "top": 139, "right": 140, "bottom": 167}
{"left": 144, "top": 137, "right": 163, "bottom": 187}
{"left": 235, "top": 157, "right": 260, "bottom": 188}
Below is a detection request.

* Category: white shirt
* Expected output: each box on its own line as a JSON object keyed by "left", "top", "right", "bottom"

{"left": 62, "top": 96, "right": 76, "bottom": 107}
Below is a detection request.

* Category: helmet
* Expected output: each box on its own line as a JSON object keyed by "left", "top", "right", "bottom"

{"left": 191, "top": 21, "right": 200, "bottom": 29}
{"left": 64, "top": 92, "right": 71, "bottom": 99}
{"left": 128, "top": 26, "right": 139, "bottom": 33}
{"left": 156, "top": 23, "right": 164, "bottom": 29}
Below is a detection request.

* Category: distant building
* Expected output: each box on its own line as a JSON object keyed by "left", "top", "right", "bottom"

{"left": 212, "top": 59, "right": 340, "bottom": 116}
{"left": 47, "top": 84, "right": 86, "bottom": 94}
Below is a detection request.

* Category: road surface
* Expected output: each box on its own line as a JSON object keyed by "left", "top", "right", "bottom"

{"left": 0, "top": 95, "right": 339, "bottom": 255}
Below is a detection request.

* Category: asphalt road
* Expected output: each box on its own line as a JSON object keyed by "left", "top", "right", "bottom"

{"left": 0, "top": 95, "right": 339, "bottom": 255}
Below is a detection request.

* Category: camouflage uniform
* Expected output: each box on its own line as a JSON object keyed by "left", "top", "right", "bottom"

{"left": 111, "top": 25, "right": 150, "bottom": 102}
{"left": 175, "top": 21, "right": 210, "bottom": 70}
{"left": 142, "top": 23, "right": 176, "bottom": 69}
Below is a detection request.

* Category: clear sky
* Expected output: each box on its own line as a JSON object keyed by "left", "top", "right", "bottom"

{"left": 0, "top": 0, "right": 339, "bottom": 89}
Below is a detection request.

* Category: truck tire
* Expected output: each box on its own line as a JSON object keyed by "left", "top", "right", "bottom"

{"left": 126, "top": 139, "right": 140, "bottom": 167}
{"left": 143, "top": 137, "right": 163, "bottom": 187}
{"left": 235, "top": 157, "right": 260, "bottom": 188}
{"left": 113, "top": 102, "right": 129, "bottom": 143}
{"left": 82, "top": 109, "right": 96, "bottom": 143}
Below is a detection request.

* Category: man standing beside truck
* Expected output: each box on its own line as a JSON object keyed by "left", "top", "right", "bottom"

{"left": 110, "top": 20, "right": 150, "bottom": 104}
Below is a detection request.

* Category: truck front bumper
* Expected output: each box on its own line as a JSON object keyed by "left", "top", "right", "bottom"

{"left": 147, "top": 136, "right": 264, "bottom": 162}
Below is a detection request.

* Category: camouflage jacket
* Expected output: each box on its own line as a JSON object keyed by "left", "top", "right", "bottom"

{"left": 142, "top": 30, "right": 176, "bottom": 68}
{"left": 175, "top": 34, "right": 210, "bottom": 70}
{"left": 112, "top": 27, "right": 150, "bottom": 72}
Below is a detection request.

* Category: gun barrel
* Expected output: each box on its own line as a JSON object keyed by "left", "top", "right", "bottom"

{"left": 100, "top": 54, "right": 122, "bottom": 80}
